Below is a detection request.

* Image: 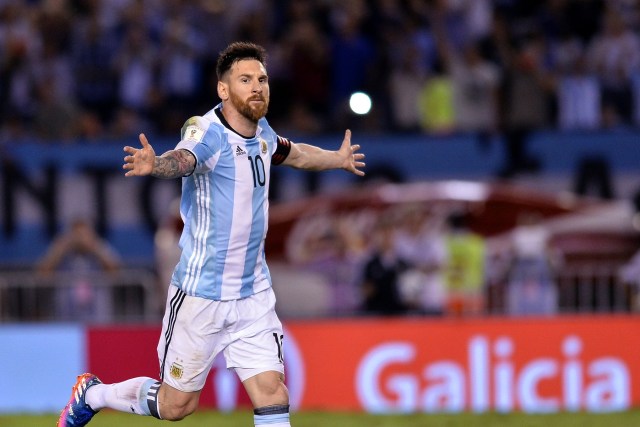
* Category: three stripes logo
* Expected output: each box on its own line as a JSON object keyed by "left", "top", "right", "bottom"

{"left": 235, "top": 146, "right": 247, "bottom": 156}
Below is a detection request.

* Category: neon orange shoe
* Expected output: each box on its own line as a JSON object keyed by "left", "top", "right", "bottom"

{"left": 57, "top": 373, "right": 102, "bottom": 426}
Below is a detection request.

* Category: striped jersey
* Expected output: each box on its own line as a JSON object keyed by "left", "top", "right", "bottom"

{"left": 170, "top": 105, "right": 291, "bottom": 301}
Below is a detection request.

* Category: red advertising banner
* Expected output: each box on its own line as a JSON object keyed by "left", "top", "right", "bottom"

{"left": 87, "top": 315, "right": 640, "bottom": 413}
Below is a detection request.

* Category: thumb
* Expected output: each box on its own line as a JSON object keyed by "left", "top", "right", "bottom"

{"left": 139, "top": 133, "right": 150, "bottom": 149}
{"left": 340, "top": 129, "right": 352, "bottom": 149}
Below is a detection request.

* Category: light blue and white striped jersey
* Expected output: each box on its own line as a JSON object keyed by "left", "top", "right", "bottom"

{"left": 169, "top": 105, "right": 290, "bottom": 301}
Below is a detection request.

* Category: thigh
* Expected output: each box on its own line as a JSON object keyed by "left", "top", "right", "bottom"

{"left": 157, "top": 285, "right": 231, "bottom": 392}
{"left": 225, "top": 288, "right": 285, "bottom": 381}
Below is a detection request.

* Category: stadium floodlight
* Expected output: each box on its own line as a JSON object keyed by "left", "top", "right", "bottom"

{"left": 349, "top": 91, "right": 372, "bottom": 115}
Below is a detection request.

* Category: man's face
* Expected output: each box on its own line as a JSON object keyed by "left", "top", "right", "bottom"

{"left": 225, "top": 59, "right": 270, "bottom": 122}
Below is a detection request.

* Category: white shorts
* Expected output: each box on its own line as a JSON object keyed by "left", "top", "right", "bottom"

{"left": 157, "top": 285, "right": 285, "bottom": 392}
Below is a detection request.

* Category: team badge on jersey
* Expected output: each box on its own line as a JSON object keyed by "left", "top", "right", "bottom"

{"left": 260, "top": 139, "right": 268, "bottom": 154}
{"left": 170, "top": 362, "right": 184, "bottom": 379}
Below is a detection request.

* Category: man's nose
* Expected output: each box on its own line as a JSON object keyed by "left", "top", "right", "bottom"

{"left": 252, "top": 83, "right": 262, "bottom": 93}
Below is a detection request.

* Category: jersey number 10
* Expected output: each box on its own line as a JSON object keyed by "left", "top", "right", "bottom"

{"left": 248, "top": 155, "right": 266, "bottom": 188}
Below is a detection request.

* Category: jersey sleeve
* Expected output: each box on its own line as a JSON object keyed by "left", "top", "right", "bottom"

{"left": 176, "top": 116, "right": 222, "bottom": 173}
{"left": 272, "top": 135, "right": 292, "bottom": 166}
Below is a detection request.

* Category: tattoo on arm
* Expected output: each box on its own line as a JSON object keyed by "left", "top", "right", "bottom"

{"left": 152, "top": 150, "right": 196, "bottom": 178}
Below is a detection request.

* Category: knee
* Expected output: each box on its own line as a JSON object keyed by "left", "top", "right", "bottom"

{"left": 159, "top": 399, "right": 198, "bottom": 421}
{"left": 264, "top": 378, "right": 289, "bottom": 402}
{"left": 244, "top": 371, "right": 290, "bottom": 409}
{"left": 158, "top": 388, "right": 199, "bottom": 422}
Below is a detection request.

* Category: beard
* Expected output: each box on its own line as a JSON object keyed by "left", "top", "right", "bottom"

{"left": 230, "top": 91, "right": 269, "bottom": 122}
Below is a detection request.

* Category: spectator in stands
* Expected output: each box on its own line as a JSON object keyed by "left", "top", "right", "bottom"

{"left": 454, "top": 0, "right": 494, "bottom": 45}
{"left": 388, "top": 44, "right": 425, "bottom": 133}
{"left": 497, "top": 35, "right": 553, "bottom": 177}
{"left": 361, "top": 214, "right": 408, "bottom": 316}
{"left": 554, "top": 34, "right": 601, "bottom": 130}
{"left": 402, "top": 0, "right": 437, "bottom": 77}
{"left": 156, "top": 15, "right": 205, "bottom": 134}
{"left": 70, "top": 10, "right": 119, "bottom": 126}
{"left": 32, "top": 31, "right": 75, "bottom": 117}
{"left": 286, "top": 212, "right": 369, "bottom": 316}
{"left": 114, "top": 25, "right": 158, "bottom": 118}
{"left": 418, "top": 57, "right": 455, "bottom": 134}
{"left": 505, "top": 212, "right": 559, "bottom": 316}
{"left": 280, "top": 12, "right": 331, "bottom": 133}
{"left": 586, "top": 7, "right": 640, "bottom": 127}
{"left": 436, "top": 23, "right": 501, "bottom": 136}
{"left": 0, "top": 1, "right": 40, "bottom": 125}
{"left": 442, "top": 211, "right": 486, "bottom": 316}
{"left": 76, "top": 110, "right": 106, "bottom": 142}
{"left": 394, "top": 205, "right": 447, "bottom": 315}
{"left": 109, "top": 106, "right": 152, "bottom": 141}
{"left": 32, "top": 81, "right": 80, "bottom": 142}
{"left": 36, "top": 218, "right": 121, "bottom": 322}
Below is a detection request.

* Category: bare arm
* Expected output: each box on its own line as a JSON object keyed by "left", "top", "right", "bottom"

{"left": 37, "top": 224, "right": 120, "bottom": 275}
{"left": 151, "top": 150, "right": 196, "bottom": 178}
{"left": 37, "top": 237, "right": 72, "bottom": 275}
{"left": 282, "top": 129, "right": 365, "bottom": 176}
{"left": 123, "top": 133, "right": 196, "bottom": 179}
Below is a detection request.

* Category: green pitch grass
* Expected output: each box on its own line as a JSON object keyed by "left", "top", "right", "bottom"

{"left": 2, "top": 410, "right": 640, "bottom": 427}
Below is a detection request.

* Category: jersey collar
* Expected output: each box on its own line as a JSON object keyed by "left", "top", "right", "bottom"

{"left": 215, "top": 105, "right": 263, "bottom": 139}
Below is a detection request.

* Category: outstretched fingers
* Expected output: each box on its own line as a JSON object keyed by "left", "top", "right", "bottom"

{"left": 123, "top": 134, "right": 149, "bottom": 155}
{"left": 122, "top": 133, "right": 154, "bottom": 176}
{"left": 123, "top": 161, "right": 136, "bottom": 176}
{"left": 352, "top": 168, "right": 366, "bottom": 177}
{"left": 340, "top": 129, "right": 366, "bottom": 176}
{"left": 351, "top": 152, "right": 366, "bottom": 176}
{"left": 122, "top": 144, "right": 138, "bottom": 173}
{"left": 352, "top": 150, "right": 365, "bottom": 168}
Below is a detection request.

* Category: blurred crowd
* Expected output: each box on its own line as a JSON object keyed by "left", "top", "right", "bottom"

{"left": 8, "top": 195, "right": 636, "bottom": 322}
{"left": 283, "top": 202, "right": 562, "bottom": 318}
{"left": 2, "top": 0, "right": 640, "bottom": 149}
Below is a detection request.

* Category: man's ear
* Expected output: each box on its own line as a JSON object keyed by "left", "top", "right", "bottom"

{"left": 217, "top": 81, "right": 228, "bottom": 101}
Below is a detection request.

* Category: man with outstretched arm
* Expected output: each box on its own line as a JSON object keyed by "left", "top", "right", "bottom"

{"left": 57, "top": 41, "right": 364, "bottom": 427}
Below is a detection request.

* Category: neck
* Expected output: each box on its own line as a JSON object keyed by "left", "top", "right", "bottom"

{"left": 220, "top": 104, "right": 258, "bottom": 138}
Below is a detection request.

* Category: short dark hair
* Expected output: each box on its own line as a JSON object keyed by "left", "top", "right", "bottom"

{"left": 216, "top": 42, "right": 267, "bottom": 80}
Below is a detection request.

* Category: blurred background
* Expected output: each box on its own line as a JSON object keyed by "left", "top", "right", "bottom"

{"left": 1, "top": 0, "right": 640, "bottom": 417}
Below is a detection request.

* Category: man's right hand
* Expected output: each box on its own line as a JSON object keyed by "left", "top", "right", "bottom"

{"left": 123, "top": 133, "right": 156, "bottom": 177}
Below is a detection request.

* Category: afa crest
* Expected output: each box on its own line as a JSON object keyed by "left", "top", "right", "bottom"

{"left": 170, "top": 362, "right": 184, "bottom": 379}
{"left": 260, "top": 139, "right": 268, "bottom": 154}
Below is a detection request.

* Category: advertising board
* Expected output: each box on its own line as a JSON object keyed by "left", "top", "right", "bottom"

{"left": 87, "top": 315, "right": 640, "bottom": 413}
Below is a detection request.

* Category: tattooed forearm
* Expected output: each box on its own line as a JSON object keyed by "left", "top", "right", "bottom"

{"left": 151, "top": 150, "right": 196, "bottom": 179}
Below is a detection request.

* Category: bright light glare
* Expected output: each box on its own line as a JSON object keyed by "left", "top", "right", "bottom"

{"left": 349, "top": 92, "right": 372, "bottom": 115}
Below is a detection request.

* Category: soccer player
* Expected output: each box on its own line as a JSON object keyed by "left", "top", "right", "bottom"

{"left": 57, "top": 42, "right": 365, "bottom": 427}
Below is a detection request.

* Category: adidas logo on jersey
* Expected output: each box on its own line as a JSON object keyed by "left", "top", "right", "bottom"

{"left": 235, "top": 146, "right": 247, "bottom": 156}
